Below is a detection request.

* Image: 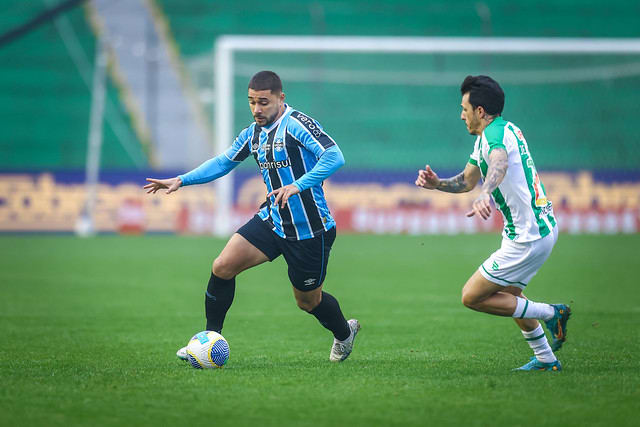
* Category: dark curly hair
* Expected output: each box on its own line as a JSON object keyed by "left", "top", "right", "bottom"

{"left": 248, "top": 70, "right": 282, "bottom": 94}
{"left": 460, "top": 75, "right": 504, "bottom": 116}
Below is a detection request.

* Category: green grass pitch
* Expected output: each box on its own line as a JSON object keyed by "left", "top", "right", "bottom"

{"left": 1, "top": 234, "right": 638, "bottom": 426}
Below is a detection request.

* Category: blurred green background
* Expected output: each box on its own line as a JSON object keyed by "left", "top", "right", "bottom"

{"left": 1, "top": 0, "right": 639, "bottom": 172}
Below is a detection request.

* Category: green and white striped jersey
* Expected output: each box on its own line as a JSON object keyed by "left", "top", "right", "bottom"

{"left": 469, "top": 117, "right": 556, "bottom": 242}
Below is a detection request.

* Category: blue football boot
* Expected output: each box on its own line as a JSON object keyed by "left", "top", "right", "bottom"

{"left": 514, "top": 356, "right": 562, "bottom": 372}
{"left": 544, "top": 304, "right": 571, "bottom": 351}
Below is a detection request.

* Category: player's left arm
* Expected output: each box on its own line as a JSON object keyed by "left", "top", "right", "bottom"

{"left": 269, "top": 112, "right": 345, "bottom": 208}
{"left": 268, "top": 146, "right": 345, "bottom": 208}
{"left": 467, "top": 147, "right": 508, "bottom": 219}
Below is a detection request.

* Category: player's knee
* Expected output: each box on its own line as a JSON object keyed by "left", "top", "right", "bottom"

{"left": 212, "top": 256, "right": 236, "bottom": 280}
{"left": 295, "top": 295, "right": 321, "bottom": 312}
{"left": 461, "top": 291, "right": 479, "bottom": 309}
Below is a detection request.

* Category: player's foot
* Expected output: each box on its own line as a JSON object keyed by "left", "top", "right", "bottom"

{"left": 544, "top": 304, "right": 571, "bottom": 351}
{"left": 176, "top": 346, "right": 188, "bottom": 361}
{"left": 514, "top": 356, "right": 562, "bottom": 372}
{"left": 329, "top": 319, "right": 360, "bottom": 362}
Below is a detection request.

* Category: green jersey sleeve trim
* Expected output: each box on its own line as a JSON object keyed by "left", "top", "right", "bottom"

{"left": 483, "top": 116, "right": 507, "bottom": 153}
{"left": 468, "top": 157, "right": 478, "bottom": 166}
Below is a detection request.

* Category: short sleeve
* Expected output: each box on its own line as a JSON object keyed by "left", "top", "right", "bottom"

{"left": 223, "top": 126, "right": 253, "bottom": 162}
{"left": 287, "top": 111, "right": 336, "bottom": 158}
{"left": 483, "top": 122, "right": 506, "bottom": 154}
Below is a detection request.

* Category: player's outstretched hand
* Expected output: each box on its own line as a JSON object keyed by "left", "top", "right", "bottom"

{"left": 144, "top": 177, "right": 182, "bottom": 194}
{"left": 415, "top": 164, "right": 440, "bottom": 189}
{"left": 267, "top": 184, "right": 300, "bottom": 208}
{"left": 467, "top": 192, "right": 492, "bottom": 220}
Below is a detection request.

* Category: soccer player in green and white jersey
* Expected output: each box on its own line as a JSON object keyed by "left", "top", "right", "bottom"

{"left": 415, "top": 75, "right": 571, "bottom": 371}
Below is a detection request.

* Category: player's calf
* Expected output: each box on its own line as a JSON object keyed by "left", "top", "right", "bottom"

{"left": 294, "top": 287, "right": 322, "bottom": 312}
{"left": 308, "top": 291, "right": 351, "bottom": 342}
{"left": 519, "top": 323, "right": 557, "bottom": 364}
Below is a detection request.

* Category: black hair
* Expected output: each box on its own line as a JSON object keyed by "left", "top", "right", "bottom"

{"left": 248, "top": 70, "right": 282, "bottom": 93}
{"left": 460, "top": 75, "right": 504, "bottom": 116}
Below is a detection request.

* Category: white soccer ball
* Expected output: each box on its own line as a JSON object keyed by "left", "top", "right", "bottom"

{"left": 186, "top": 331, "right": 230, "bottom": 369}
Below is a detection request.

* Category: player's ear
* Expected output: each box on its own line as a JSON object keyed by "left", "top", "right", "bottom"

{"left": 279, "top": 91, "right": 285, "bottom": 102}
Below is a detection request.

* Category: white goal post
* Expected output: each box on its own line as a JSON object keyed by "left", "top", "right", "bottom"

{"left": 212, "top": 35, "right": 640, "bottom": 236}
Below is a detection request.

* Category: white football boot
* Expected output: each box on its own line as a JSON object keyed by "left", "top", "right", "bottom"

{"left": 176, "top": 346, "right": 188, "bottom": 361}
{"left": 329, "top": 319, "right": 360, "bottom": 362}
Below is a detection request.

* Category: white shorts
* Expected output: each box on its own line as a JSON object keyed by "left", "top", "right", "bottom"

{"left": 479, "top": 227, "right": 558, "bottom": 289}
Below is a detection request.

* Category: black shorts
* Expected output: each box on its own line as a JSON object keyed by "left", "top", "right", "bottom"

{"left": 236, "top": 215, "right": 336, "bottom": 291}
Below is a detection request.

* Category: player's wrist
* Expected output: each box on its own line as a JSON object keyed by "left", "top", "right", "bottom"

{"left": 292, "top": 181, "right": 304, "bottom": 192}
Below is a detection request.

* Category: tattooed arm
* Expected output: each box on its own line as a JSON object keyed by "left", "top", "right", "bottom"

{"left": 481, "top": 148, "right": 508, "bottom": 194}
{"left": 415, "top": 162, "right": 481, "bottom": 193}
{"left": 466, "top": 147, "right": 508, "bottom": 219}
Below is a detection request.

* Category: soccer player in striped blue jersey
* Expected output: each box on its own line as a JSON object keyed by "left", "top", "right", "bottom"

{"left": 145, "top": 71, "right": 359, "bottom": 362}
{"left": 415, "top": 75, "right": 571, "bottom": 371}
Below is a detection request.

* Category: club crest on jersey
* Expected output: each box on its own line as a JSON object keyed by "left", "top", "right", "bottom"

{"left": 274, "top": 138, "right": 284, "bottom": 152}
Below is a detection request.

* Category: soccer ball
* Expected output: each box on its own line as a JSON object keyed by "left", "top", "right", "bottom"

{"left": 186, "top": 331, "right": 230, "bottom": 369}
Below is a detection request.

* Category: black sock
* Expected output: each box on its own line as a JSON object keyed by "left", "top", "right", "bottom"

{"left": 204, "top": 273, "right": 236, "bottom": 333}
{"left": 309, "top": 292, "right": 350, "bottom": 341}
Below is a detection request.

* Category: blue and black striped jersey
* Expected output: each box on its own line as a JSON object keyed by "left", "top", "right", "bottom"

{"left": 220, "top": 105, "right": 342, "bottom": 240}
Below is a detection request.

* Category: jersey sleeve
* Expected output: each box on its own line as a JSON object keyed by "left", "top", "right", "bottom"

{"left": 468, "top": 136, "right": 480, "bottom": 166}
{"left": 292, "top": 145, "right": 345, "bottom": 192}
{"left": 178, "top": 126, "right": 252, "bottom": 186}
{"left": 223, "top": 126, "right": 253, "bottom": 162}
{"left": 483, "top": 122, "right": 507, "bottom": 154}
{"left": 287, "top": 111, "right": 337, "bottom": 158}
{"left": 178, "top": 154, "right": 238, "bottom": 186}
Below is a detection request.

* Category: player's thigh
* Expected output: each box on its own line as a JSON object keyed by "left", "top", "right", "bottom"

{"left": 213, "top": 233, "right": 270, "bottom": 277}
{"left": 282, "top": 227, "right": 336, "bottom": 291}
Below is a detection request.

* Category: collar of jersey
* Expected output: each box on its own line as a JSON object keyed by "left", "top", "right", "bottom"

{"left": 485, "top": 115, "right": 505, "bottom": 131}
{"left": 260, "top": 104, "right": 292, "bottom": 133}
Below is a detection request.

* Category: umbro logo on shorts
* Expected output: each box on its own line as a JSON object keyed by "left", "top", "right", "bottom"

{"left": 303, "top": 278, "right": 316, "bottom": 286}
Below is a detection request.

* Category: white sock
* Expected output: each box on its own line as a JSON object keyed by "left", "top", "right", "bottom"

{"left": 522, "top": 324, "right": 556, "bottom": 363}
{"left": 513, "top": 297, "right": 555, "bottom": 321}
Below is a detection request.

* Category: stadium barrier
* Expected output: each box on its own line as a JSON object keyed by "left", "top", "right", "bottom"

{"left": 0, "top": 171, "right": 638, "bottom": 234}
